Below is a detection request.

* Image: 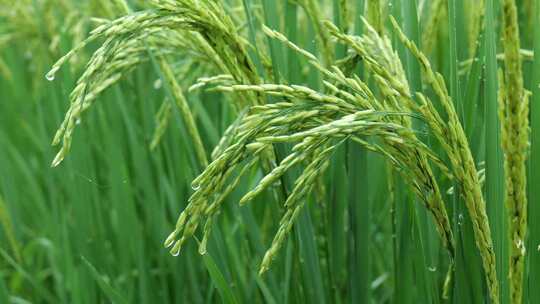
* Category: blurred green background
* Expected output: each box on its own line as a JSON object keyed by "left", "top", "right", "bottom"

{"left": 1, "top": 0, "right": 539, "bottom": 303}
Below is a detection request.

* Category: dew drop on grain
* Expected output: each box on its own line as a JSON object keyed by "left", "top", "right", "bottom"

{"left": 154, "top": 79, "right": 162, "bottom": 89}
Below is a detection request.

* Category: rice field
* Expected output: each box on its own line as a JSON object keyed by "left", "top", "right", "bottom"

{"left": 0, "top": 0, "right": 539, "bottom": 303}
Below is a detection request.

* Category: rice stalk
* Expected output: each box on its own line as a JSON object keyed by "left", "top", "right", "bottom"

{"left": 293, "top": 0, "right": 334, "bottom": 65}
{"left": 459, "top": 49, "right": 534, "bottom": 73}
{"left": 0, "top": 194, "right": 21, "bottom": 263}
{"left": 367, "top": 0, "right": 384, "bottom": 35}
{"left": 47, "top": 0, "right": 262, "bottom": 167}
{"left": 324, "top": 20, "right": 456, "bottom": 257}
{"left": 500, "top": 1, "right": 530, "bottom": 302}
{"left": 390, "top": 16, "right": 500, "bottom": 304}
{"left": 157, "top": 57, "right": 208, "bottom": 167}
{"left": 150, "top": 97, "right": 173, "bottom": 150}
{"left": 528, "top": 1, "right": 540, "bottom": 302}
{"left": 467, "top": 0, "right": 484, "bottom": 57}
{"left": 336, "top": 0, "right": 351, "bottom": 35}
{"left": 163, "top": 26, "right": 461, "bottom": 277}
{"left": 421, "top": 0, "right": 445, "bottom": 56}
{"left": 484, "top": 1, "right": 509, "bottom": 301}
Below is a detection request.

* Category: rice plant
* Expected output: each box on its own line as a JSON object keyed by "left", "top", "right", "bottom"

{"left": 1, "top": 0, "right": 539, "bottom": 303}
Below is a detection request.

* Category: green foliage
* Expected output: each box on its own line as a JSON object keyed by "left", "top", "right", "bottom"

{"left": 0, "top": 0, "right": 537, "bottom": 303}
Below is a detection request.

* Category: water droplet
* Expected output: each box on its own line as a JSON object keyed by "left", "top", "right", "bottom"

{"left": 191, "top": 183, "right": 201, "bottom": 191}
{"left": 164, "top": 231, "right": 177, "bottom": 248}
{"left": 76, "top": 118, "right": 81, "bottom": 125}
{"left": 198, "top": 244, "right": 207, "bottom": 255}
{"left": 154, "top": 79, "right": 162, "bottom": 89}
{"left": 428, "top": 266, "right": 437, "bottom": 272}
{"left": 45, "top": 73, "right": 55, "bottom": 81}
{"left": 170, "top": 240, "right": 183, "bottom": 256}
{"left": 45, "top": 67, "right": 60, "bottom": 82}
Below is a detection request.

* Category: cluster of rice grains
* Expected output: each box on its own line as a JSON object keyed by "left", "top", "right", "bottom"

{"left": 46, "top": 0, "right": 533, "bottom": 303}
{"left": 47, "top": 0, "right": 260, "bottom": 167}
{"left": 0, "top": 0, "right": 89, "bottom": 84}
{"left": 500, "top": 0, "right": 530, "bottom": 303}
